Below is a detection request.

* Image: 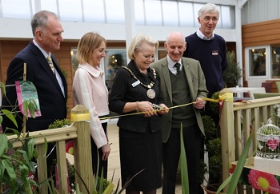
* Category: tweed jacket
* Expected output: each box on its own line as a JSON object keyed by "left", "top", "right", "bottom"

{"left": 2, "top": 42, "right": 67, "bottom": 131}
{"left": 150, "top": 56, "right": 208, "bottom": 143}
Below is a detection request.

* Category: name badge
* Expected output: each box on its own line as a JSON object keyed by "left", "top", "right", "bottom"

{"left": 132, "top": 80, "right": 140, "bottom": 87}
{"left": 212, "top": 50, "right": 218, "bottom": 55}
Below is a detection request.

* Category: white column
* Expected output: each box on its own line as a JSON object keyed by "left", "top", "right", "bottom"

{"left": 124, "top": 0, "right": 136, "bottom": 63}
{"left": 235, "top": 0, "right": 248, "bottom": 86}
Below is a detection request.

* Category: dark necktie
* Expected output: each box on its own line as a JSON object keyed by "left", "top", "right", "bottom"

{"left": 174, "top": 63, "right": 180, "bottom": 75}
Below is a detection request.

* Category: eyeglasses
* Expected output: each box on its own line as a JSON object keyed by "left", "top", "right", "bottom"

{"left": 203, "top": 16, "right": 218, "bottom": 22}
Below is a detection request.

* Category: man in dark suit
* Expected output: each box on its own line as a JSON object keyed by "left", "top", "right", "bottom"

{"left": 151, "top": 31, "right": 208, "bottom": 194}
{"left": 2, "top": 10, "right": 67, "bottom": 132}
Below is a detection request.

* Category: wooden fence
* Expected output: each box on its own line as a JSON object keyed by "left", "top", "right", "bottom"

{"left": 8, "top": 105, "right": 94, "bottom": 194}
{"left": 220, "top": 94, "right": 280, "bottom": 193}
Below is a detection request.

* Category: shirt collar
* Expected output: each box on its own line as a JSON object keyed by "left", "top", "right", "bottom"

{"left": 196, "top": 29, "right": 215, "bottom": 40}
{"left": 33, "top": 39, "right": 49, "bottom": 58}
{"left": 167, "top": 55, "right": 182, "bottom": 69}
{"left": 78, "top": 63, "right": 103, "bottom": 77}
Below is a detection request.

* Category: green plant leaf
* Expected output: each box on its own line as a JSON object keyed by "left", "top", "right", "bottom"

{"left": 217, "top": 134, "right": 252, "bottom": 194}
{"left": 23, "top": 100, "right": 29, "bottom": 118}
{"left": 27, "top": 138, "right": 36, "bottom": 160}
{"left": 227, "top": 134, "right": 252, "bottom": 193}
{"left": 0, "top": 134, "right": 8, "bottom": 157}
{"left": 0, "top": 164, "right": 4, "bottom": 185}
{"left": 180, "top": 123, "right": 189, "bottom": 194}
{"left": 216, "top": 174, "right": 232, "bottom": 193}
{"left": 1, "top": 109, "right": 18, "bottom": 128}
{"left": 76, "top": 183, "right": 83, "bottom": 194}
{"left": 19, "top": 164, "right": 30, "bottom": 183}
{"left": 98, "top": 169, "right": 105, "bottom": 193}
{"left": 2, "top": 159, "right": 16, "bottom": 184}
{"left": 44, "top": 137, "right": 48, "bottom": 157}
{"left": 18, "top": 149, "right": 30, "bottom": 168}
{"left": 0, "top": 82, "right": 6, "bottom": 96}
{"left": 0, "top": 115, "right": 3, "bottom": 125}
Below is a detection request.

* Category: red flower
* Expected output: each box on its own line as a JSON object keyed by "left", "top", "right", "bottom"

{"left": 248, "top": 169, "right": 280, "bottom": 193}
{"left": 66, "top": 140, "right": 74, "bottom": 155}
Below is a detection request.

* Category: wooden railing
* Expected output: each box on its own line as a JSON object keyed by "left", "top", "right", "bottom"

{"left": 8, "top": 105, "right": 94, "bottom": 194}
{"left": 220, "top": 94, "right": 280, "bottom": 193}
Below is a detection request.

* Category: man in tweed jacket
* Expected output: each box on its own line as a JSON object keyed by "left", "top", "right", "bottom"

{"left": 151, "top": 31, "right": 208, "bottom": 194}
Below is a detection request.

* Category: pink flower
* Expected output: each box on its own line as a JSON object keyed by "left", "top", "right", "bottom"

{"left": 248, "top": 169, "right": 280, "bottom": 193}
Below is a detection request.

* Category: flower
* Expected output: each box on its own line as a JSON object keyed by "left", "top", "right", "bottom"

{"left": 248, "top": 169, "right": 280, "bottom": 193}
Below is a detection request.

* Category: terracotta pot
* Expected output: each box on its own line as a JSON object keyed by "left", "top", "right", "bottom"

{"left": 204, "top": 184, "right": 225, "bottom": 194}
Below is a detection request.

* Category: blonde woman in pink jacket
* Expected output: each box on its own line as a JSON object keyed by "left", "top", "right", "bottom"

{"left": 73, "top": 32, "right": 110, "bottom": 178}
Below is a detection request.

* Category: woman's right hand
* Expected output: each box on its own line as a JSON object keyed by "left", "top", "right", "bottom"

{"left": 101, "top": 144, "right": 111, "bottom": 161}
{"left": 137, "top": 101, "right": 157, "bottom": 117}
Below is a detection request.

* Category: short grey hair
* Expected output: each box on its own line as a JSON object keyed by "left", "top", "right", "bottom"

{"left": 198, "top": 3, "right": 220, "bottom": 18}
{"left": 128, "top": 34, "right": 159, "bottom": 60}
{"left": 31, "top": 10, "right": 58, "bottom": 36}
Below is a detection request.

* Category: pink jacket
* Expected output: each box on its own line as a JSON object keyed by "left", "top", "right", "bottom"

{"left": 73, "top": 63, "right": 109, "bottom": 148}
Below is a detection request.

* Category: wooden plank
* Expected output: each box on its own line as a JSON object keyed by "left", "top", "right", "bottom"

{"left": 243, "top": 109, "right": 251, "bottom": 157}
{"left": 8, "top": 126, "right": 77, "bottom": 148}
{"left": 235, "top": 110, "right": 242, "bottom": 158}
{"left": 56, "top": 140, "right": 68, "bottom": 194}
{"left": 72, "top": 105, "right": 94, "bottom": 194}
{"left": 252, "top": 108, "right": 260, "bottom": 151}
{"left": 36, "top": 144, "right": 48, "bottom": 194}
{"left": 220, "top": 99, "right": 235, "bottom": 193}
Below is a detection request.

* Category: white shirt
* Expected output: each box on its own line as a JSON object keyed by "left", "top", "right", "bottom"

{"left": 167, "top": 55, "right": 182, "bottom": 75}
{"left": 196, "top": 29, "right": 215, "bottom": 40}
{"left": 33, "top": 40, "right": 65, "bottom": 97}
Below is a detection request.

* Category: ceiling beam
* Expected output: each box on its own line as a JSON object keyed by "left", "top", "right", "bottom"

{"left": 238, "top": 0, "right": 248, "bottom": 9}
{"left": 177, "top": 0, "right": 237, "bottom": 6}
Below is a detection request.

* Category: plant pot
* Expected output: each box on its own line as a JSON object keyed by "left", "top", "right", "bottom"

{"left": 204, "top": 184, "right": 226, "bottom": 194}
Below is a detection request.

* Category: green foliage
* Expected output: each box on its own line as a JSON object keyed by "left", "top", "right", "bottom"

{"left": 208, "top": 138, "right": 222, "bottom": 181}
{"left": 48, "top": 118, "right": 71, "bottom": 129}
{"left": 201, "top": 91, "right": 223, "bottom": 187}
{"left": 198, "top": 160, "right": 207, "bottom": 185}
{"left": 23, "top": 99, "right": 40, "bottom": 118}
{"left": 0, "top": 86, "right": 40, "bottom": 193}
{"left": 209, "top": 91, "right": 220, "bottom": 117}
{"left": 0, "top": 82, "right": 6, "bottom": 96}
{"left": 202, "top": 115, "right": 217, "bottom": 144}
{"left": 1, "top": 109, "right": 18, "bottom": 128}
{"left": 180, "top": 124, "right": 189, "bottom": 194}
{"left": 217, "top": 134, "right": 252, "bottom": 194}
{"left": 0, "top": 133, "right": 38, "bottom": 193}
{"left": 223, "top": 51, "right": 242, "bottom": 87}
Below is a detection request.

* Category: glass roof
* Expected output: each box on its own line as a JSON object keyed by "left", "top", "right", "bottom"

{"left": 0, "top": 0, "right": 235, "bottom": 29}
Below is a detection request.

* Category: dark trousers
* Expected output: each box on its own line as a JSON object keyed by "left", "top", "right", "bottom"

{"left": 162, "top": 124, "right": 203, "bottom": 194}
{"left": 91, "top": 123, "right": 108, "bottom": 179}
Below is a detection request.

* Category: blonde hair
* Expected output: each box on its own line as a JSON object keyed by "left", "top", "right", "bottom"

{"left": 77, "top": 32, "right": 106, "bottom": 64}
{"left": 128, "top": 34, "right": 159, "bottom": 60}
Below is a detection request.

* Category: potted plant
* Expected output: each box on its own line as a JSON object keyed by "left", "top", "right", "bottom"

{"left": 0, "top": 89, "right": 38, "bottom": 193}
{"left": 200, "top": 92, "right": 223, "bottom": 193}
{"left": 202, "top": 115, "right": 223, "bottom": 194}
{"left": 223, "top": 51, "right": 242, "bottom": 88}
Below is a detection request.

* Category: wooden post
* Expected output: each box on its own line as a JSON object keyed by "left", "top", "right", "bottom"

{"left": 22, "top": 62, "right": 27, "bottom": 138}
{"left": 56, "top": 140, "right": 68, "bottom": 193}
{"left": 71, "top": 105, "right": 94, "bottom": 194}
{"left": 219, "top": 92, "right": 235, "bottom": 193}
{"left": 36, "top": 144, "right": 48, "bottom": 193}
